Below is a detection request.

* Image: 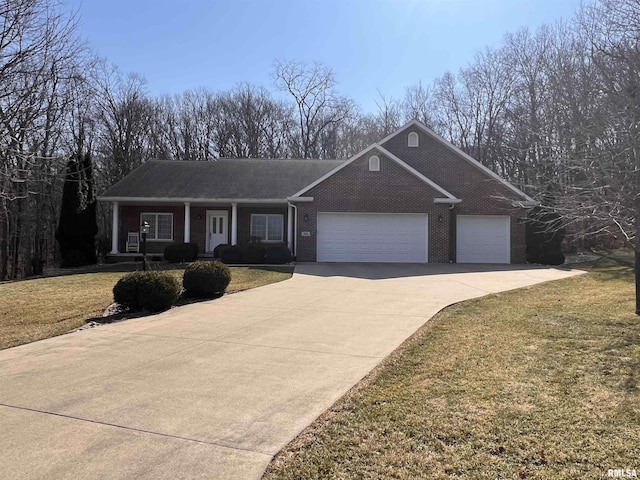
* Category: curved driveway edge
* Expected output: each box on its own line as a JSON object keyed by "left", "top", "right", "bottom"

{"left": 0, "top": 263, "right": 584, "bottom": 479}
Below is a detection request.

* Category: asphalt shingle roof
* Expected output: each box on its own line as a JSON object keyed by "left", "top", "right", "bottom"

{"left": 99, "top": 158, "right": 345, "bottom": 201}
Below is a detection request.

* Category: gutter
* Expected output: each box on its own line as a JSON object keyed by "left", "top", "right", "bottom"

{"left": 97, "top": 196, "right": 289, "bottom": 204}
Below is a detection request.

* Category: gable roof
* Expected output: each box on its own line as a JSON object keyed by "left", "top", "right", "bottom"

{"left": 99, "top": 121, "right": 534, "bottom": 206}
{"left": 290, "top": 143, "right": 460, "bottom": 202}
{"left": 99, "top": 158, "right": 345, "bottom": 203}
{"left": 379, "top": 120, "right": 535, "bottom": 203}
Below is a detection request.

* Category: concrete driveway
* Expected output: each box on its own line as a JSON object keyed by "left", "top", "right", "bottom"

{"left": 0, "top": 263, "right": 583, "bottom": 479}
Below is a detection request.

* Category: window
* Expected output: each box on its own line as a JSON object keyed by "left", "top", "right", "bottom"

{"left": 408, "top": 131, "right": 419, "bottom": 147}
{"left": 141, "top": 213, "right": 173, "bottom": 241}
{"left": 251, "top": 214, "right": 284, "bottom": 242}
{"left": 369, "top": 155, "right": 380, "bottom": 171}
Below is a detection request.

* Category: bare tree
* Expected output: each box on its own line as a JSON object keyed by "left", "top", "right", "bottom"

{"left": 560, "top": 0, "right": 640, "bottom": 244}
{"left": 372, "top": 90, "right": 402, "bottom": 137}
{"left": 431, "top": 47, "right": 514, "bottom": 174}
{"left": 433, "top": 71, "right": 474, "bottom": 152}
{"left": 273, "top": 60, "right": 353, "bottom": 158}
{"left": 0, "top": 0, "right": 84, "bottom": 278}
{"left": 93, "top": 64, "right": 154, "bottom": 186}
{"left": 401, "top": 81, "right": 436, "bottom": 129}
{"left": 217, "top": 84, "right": 295, "bottom": 158}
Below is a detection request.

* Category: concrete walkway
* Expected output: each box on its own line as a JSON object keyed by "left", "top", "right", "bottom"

{"left": 0, "top": 264, "right": 583, "bottom": 479}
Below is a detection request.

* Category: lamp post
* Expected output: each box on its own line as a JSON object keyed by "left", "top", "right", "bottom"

{"left": 141, "top": 221, "right": 150, "bottom": 271}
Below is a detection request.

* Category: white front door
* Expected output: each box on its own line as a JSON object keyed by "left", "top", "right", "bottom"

{"left": 206, "top": 210, "right": 228, "bottom": 253}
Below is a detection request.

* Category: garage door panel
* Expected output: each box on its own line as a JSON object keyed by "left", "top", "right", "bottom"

{"left": 317, "top": 213, "right": 428, "bottom": 263}
{"left": 457, "top": 215, "right": 510, "bottom": 264}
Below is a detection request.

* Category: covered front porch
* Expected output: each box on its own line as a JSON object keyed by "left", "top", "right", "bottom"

{"left": 108, "top": 200, "right": 297, "bottom": 258}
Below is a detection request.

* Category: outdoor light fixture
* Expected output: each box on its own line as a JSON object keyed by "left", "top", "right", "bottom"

{"left": 437, "top": 214, "right": 443, "bottom": 222}
{"left": 141, "top": 221, "right": 150, "bottom": 271}
{"left": 303, "top": 214, "right": 309, "bottom": 222}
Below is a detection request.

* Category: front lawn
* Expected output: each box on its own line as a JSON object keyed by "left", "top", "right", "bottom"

{"left": 0, "top": 265, "right": 292, "bottom": 350}
{"left": 263, "top": 260, "right": 639, "bottom": 479}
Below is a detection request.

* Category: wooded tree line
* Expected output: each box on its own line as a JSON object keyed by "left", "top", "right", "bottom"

{"left": 0, "top": 0, "right": 637, "bottom": 279}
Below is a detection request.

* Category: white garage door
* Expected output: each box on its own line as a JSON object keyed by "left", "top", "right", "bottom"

{"left": 317, "top": 213, "right": 428, "bottom": 263}
{"left": 457, "top": 215, "right": 511, "bottom": 264}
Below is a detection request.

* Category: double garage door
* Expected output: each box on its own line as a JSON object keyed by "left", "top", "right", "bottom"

{"left": 316, "top": 212, "right": 511, "bottom": 264}
{"left": 317, "top": 213, "right": 428, "bottom": 263}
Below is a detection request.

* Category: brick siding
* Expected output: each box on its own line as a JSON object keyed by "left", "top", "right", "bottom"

{"left": 119, "top": 205, "right": 184, "bottom": 254}
{"left": 296, "top": 150, "right": 451, "bottom": 262}
{"left": 296, "top": 125, "right": 527, "bottom": 263}
{"left": 118, "top": 204, "right": 289, "bottom": 255}
{"left": 116, "top": 125, "right": 527, "bottom": 263}
{"left": 382, "top": 126, "right": 526, "bottom": 263}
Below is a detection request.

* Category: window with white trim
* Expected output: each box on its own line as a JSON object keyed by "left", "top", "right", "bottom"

{"left": 250, "top": 214, "right": 284, "bottom": 242}
{"left": 369, "top": 155, "right": 380, "bottom": 171}
{"left": 408, "top": 131, "right": 419, "bottom": 147}
{"left": 140, "top": 213, "right": 173, "bottom": 241}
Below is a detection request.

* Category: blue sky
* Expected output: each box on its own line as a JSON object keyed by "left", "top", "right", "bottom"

{"left": 67, "top": 0, "right": 583, "bottom": 113}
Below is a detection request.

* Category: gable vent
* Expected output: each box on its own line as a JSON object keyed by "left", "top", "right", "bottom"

{"left": 369, "top": 155, "right": 380, "bottom": 171}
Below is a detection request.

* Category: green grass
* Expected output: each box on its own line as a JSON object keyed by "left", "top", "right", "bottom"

{"left": 0, "top": 265, "right": 292, "bottom": 350}
{"left": 263, "top": 261, "right": 640, "bottom": 479}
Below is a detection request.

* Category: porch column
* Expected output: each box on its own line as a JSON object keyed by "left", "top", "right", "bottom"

{"left": 110, "top": 201, "right": 119, "bottom": 254}
{"left": 287, "top": 203, "right": 294, "bottom": 251}
{"left": 184, "top": 202, "right": 191, "bottom": 243}
{"left": 231, "top": 203, "right": 238, "bottom": 245}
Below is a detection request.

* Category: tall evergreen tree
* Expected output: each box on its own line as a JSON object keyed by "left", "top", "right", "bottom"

{"left": 55, "top": 153, "right": 98, "bottom": 267}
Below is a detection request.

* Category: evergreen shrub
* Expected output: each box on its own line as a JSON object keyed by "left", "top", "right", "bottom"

{"left": 113, "top": 271, "right": 181, "bottom": 312}
{"left": 164, "top": 243, "right": 199, "bottom": 263}
{"left": 264, "top": 244, "right": 292, "bottom": 264}
{"left": 182, "top": 261, "right": 231, "bottom": 298}
{"left": 243, "top": 244, "right": 266, "bottom": 264}
{"left": 217, "top": 245, "right": 243, "bottom": 264}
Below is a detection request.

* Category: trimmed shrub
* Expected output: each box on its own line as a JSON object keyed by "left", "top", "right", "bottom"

{"left": 218, "top": 245, "right": 243, "bottom": 264}
{"left": 243, "top": 244, "right": 266, "bottom": 264}
{"left": 538, "top": 251, "right": 565, "bottom": 266}
{"left": 183, "top": 260, "right": 231, "bottom": 298}
{"left": 265, "top": 244, "right": 292, "bottom": 264}
{"left": 164, "top": 242, "right": 199, "bottom": 263}
{"left": 213, "top": 243, "right": 229, "bottom": 258}
{"left": 113, "top": 271, "right": 181, "bottom": 312}
{"left": 526, "top": 205, "right": 565, "bottom": 264}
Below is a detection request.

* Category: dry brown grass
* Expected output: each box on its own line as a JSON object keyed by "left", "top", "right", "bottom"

{"left": 0, "top": 265, "right": 291, "bottom": 350}
{"left": 263, "top": 261, "right": 640, "bottom": 479}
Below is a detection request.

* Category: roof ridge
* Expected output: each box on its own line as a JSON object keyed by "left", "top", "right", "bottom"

{"left": 217, "top": 157, "right": 345, "bottom": 162}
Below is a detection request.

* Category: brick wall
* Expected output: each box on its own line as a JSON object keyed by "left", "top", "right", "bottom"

{"left": 296, "top": 150, "right": 451, "bottom": 262}
{"left": 237, "top": 206, "right": 289, "bottom": 246}
{"left": 295, "top": 125, "right": 528, "bottom": 263}
{"left": 382, "top": 127, "right": 527, "bottom": 263}
{"left": 119, "top": 205, "right": 184, "bottom": 254}
{"left": 119, "top": 204, "right": 290, "bottom": 255}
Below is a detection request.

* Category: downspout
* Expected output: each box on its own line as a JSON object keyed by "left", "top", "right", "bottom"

{"left": 449, "top": 203, "right": 456, "bottom": 263}
{"left": 288, "top": 202, "right": 297, "bottom": 257}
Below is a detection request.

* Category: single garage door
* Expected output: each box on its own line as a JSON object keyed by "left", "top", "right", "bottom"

{"left": 456, "top": 215, "right": 511, "bottom": 264}
{"left": 317, "top": 213, "right": 428, "bottom": 263}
